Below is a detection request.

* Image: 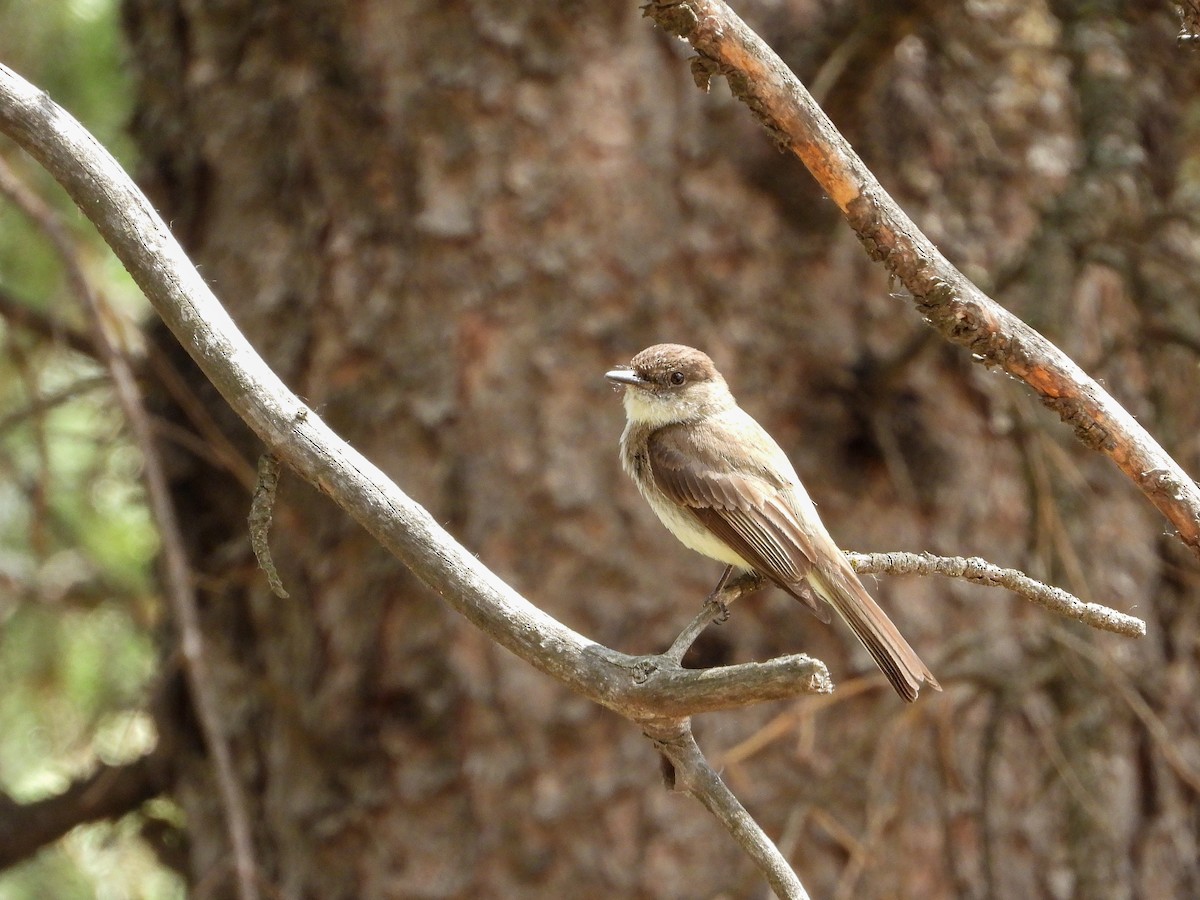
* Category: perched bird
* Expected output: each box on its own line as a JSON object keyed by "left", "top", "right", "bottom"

{"left": 606, "top": 343, "right": 939, "bottom": 701}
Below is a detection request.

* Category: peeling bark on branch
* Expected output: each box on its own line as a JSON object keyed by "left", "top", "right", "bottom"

{"left": 643, "top": 0, "right": 1200, "bottom": 557}
{"left": 0, "top": 6, "right": 1175, "bottom": 891}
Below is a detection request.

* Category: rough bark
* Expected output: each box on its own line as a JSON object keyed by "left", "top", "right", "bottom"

{"left": 111, "top": 0, "right": 1200, "bottom": 896}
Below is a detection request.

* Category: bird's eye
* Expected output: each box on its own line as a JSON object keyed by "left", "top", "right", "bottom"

{"left": 669, "top": 371, "right": 686, "bottom": 386}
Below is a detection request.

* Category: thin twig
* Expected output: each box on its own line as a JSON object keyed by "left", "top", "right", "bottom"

{"left": 0, "top": 156, "right": 261, "bottom": 900}
{"left": 663, "top": 570, "right": 765, "bottom": 663}
{"left": 845, "top": 550, "right": 1145, "bottom": 637}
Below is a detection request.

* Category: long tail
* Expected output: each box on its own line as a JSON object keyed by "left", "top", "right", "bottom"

{"left": 807, "top": 566, "right": 940, "bottom": 702}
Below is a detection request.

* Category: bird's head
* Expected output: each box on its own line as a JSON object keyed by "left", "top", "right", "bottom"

{"left": 605, "top": 343, "right": 735, "bottom": 426}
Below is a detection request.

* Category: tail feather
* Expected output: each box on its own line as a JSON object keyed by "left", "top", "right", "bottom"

{"left": 808, "top": 568, "right": 939, "bottom": 702}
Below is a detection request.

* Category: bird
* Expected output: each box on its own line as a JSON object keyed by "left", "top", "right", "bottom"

{"left": 605, "top": 342, "right": 939, "bottom": 701}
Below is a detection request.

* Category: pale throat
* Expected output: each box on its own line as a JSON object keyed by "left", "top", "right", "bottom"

{"left": 622, "top": 388, "right": 687, "bottom": 427}
{"left": 621, "top": 385, "right": 727, "bottom": 427}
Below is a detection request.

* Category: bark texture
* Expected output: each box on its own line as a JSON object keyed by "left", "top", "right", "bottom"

{"left": 120, "top": 0, "right": 1200, "bottom": 896}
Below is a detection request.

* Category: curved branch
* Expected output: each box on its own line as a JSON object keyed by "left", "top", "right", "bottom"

{"left": 248, "top": 453, "right": 290, "bottom": 599}
{"left": 644, "top": 0, "right": 1200, "bottom": 558}
{"left": 846, "top": 551, "right": 1146, "bottom": 638}
{"left": 0, "top": 65, "right": 842, "bottom": 898}
{"left": 0, "top": 63, "right": 824, "bottom": 727}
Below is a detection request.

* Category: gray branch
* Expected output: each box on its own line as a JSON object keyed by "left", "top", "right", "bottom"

{"left": 0, "top": 62, "right": 829, "bottom": 719}
{"left": 647, "top": 719, "right": 812, "bottom": 900}
{"left": 846, "top": 551, "right": 1145, "bottom": 638}
{"left": 0, "top": 63, "right": 832, "bottom": 897}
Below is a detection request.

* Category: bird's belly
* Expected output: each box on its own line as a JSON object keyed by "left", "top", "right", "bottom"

{"left": 641, "top": 489, "right": 752, "bottom": 569}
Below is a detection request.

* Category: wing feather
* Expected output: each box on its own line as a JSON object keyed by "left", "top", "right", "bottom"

{"left": 646, "top": 417, "right": 939, "bottom": 700}
{"left": 648, "top": 423, "right": 830, "bottom": 622}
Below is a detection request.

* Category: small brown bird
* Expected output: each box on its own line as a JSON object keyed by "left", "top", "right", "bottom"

{"left": 606, "top": 343, "right": 939, "bottom": 701}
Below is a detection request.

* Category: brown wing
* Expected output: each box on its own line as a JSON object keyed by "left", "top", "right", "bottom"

{"left": 647, "top": 420, "right": 940, "bottom": 701}
{"left": 646, "top": 423, "right": 832, "bottom": 624}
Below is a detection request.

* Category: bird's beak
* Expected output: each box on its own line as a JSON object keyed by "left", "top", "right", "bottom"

{"left": 605, "top": 367, "right": 644, "bottom": 387}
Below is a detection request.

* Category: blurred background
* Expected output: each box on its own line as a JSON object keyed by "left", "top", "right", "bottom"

{"left": 1, "top": 1, "right": 1198, "bottom": 897}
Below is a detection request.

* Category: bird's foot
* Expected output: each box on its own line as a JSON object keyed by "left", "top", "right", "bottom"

{"left": 703, "top": 565, "right": 735, "bottom": 623}
{"left": 703, "top": 592, "right": 731, "bottom": 623}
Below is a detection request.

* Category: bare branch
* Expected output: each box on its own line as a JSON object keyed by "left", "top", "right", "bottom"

{"left": 663, "top": 570, "right": 766, "bottom": 663}
{"left": 0, "top": 60, "right": 823, "bottom": 725}
{"left": 0, "top": 32, "right": 1155, "bottom": 896}
{"left": 647, "top": 718, "right": 812, "bottom": 900}
{"left": 629, "top": 653, "right": 833, "bottom": 719}
{"left": 643, "top": 0, "right": 1200, "bottom": 558}
{"left": 845, "top": 551, "right": 1146, "bottom": 638}
{"left": 0, "top": 64, "right": 842, "bottom": 896}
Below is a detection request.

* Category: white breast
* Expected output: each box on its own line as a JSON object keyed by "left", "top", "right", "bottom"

{"left": 634, "top": 471, "right": 753, "bottom": 569}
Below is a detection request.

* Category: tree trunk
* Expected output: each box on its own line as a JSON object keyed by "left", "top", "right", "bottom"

{"left": 120, "top": 0, "right": 1200, "bottom": 896}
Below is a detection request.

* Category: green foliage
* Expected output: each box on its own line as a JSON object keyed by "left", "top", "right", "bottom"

{"left": 0, "top": 1, "right": 182, "bottom": 896}
{"left": 0, "top": 0, "right": 141, "bottom": 316}
{"left": 0, "top": 0, "right": 133, "bottom": 156}
{"left": 0, "top": 812, "right": 186, "bottom": 900}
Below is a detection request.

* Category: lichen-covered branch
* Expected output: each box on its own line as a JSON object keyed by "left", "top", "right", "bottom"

{"left": 846, "top": 551, "right": 1145, "bottom": 637}
{"left": 249, "top": 453, "right": 290, "bottom": 599}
